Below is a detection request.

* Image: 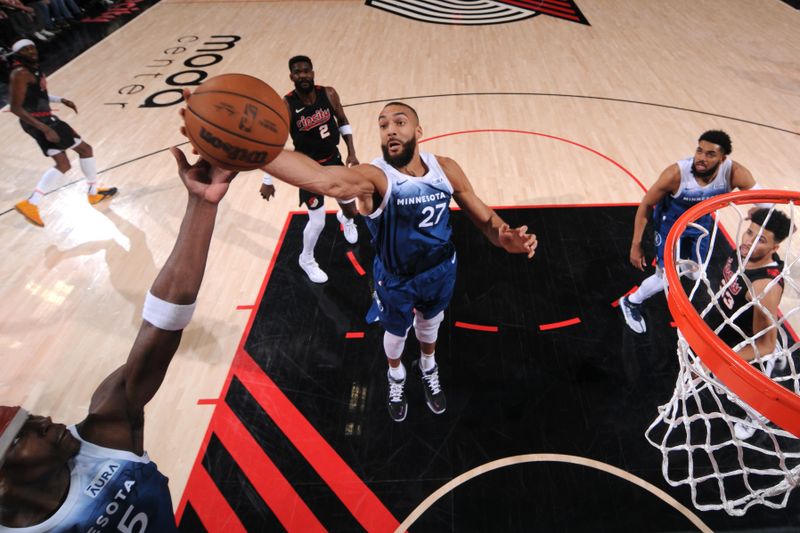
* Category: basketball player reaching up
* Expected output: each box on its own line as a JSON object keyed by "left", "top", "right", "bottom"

{"left": 261, "top": 101, "right": 537, "bottom": 422}
{"left": 620, "top": 130, "right": 760, "bottom": 333}
{"left": 0, "top": 148, "right": 236, "bottom": 530}
{"left": 707, "top": 208, "right": 792, "bottom": 438}
{"left": 9, "top": 39, "right": 117, "bottom": 228}
{"left": 260, "top": 55, "right": 360, "bottom": 283}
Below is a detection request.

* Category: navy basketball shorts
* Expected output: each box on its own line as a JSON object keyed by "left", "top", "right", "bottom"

{"left": 655, "top": 228, "right": 710, "bottom": 268}
{"left": 371, "top": 252, "right": 457, "bottom": 337}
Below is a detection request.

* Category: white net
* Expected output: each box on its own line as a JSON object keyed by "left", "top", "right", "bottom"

{"left": 645, "top": 197, "right": 800, "bottom": 516}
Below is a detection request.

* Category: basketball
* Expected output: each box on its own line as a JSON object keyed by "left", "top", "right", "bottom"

{"left": 183, "top": 73, "right": 289, "bottom": 171}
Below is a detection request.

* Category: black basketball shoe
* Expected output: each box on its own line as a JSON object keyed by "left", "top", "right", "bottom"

{"left": 414, "top": 359, "right": 446, "bottom": 414}
{"left": 387, "top": 371, "right": 408, "bottom": 422}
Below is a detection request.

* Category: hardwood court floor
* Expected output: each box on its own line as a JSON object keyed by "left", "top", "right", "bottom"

{"left": 1, "top": 0, "right": 798, "bottom": 530}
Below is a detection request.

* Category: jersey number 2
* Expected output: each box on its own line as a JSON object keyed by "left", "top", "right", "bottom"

{"left": 319, "top": 124, "right": 330, "bottom": 139}
{"left": 419, "top": 203, "right": 447, "bottom": 228}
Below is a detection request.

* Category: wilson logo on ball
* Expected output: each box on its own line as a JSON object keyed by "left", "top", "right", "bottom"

{"left": 199, "top": 127, "right": 268, "bottom": 164}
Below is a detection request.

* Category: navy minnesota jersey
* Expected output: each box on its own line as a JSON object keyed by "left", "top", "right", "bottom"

{"left": 285, "top": 86, "right": 340, "bottom": 162}
{"left": 365, "top": 152, "right": 454, "bottom": 276}
{"left": 5, "top": 425, "right": 178, "bottom": 532}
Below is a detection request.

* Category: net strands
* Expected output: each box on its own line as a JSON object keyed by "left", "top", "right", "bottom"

{"left": 645, "top": 193, "right": 800, "bottom": 516}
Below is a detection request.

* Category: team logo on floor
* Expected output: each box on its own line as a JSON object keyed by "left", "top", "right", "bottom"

{"left": 365, "top": 0, "right": 588, "bottom": 26}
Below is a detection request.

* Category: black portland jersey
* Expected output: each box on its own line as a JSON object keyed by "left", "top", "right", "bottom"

{"left": 711, "top": 252, "right": 784, "bottom": 347}
{"left": 17, "top": 65, "right": 52, "bottom": 118}
{"left": 286, "top": 86, "right": 340, "bottom": 162}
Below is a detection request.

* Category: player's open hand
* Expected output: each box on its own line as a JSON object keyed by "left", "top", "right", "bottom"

{"left": 499, "top": 224, "right": 537, "bottom": 258}
{"left": 170, "top": 146, "right": 237, "bottom": 205}
{"left": 61, "top": 98, "right": 77, "bottom": 113}
{"left": 630, "top": 243, "right": 647, "bottom": 270}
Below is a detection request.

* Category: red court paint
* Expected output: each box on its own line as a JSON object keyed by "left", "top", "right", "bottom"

{"left": 176, "top": 213, "right": 295, "bottom": 523}
{"left": 420, "top": 129, "right": 647, "bottom": 193}
{"left": 455, "top": 321, "right": 499, "bottom": 332}
{"left": 346, "top": 251, "right": 366, "bottom": 276}
{"left": 539, "top": 317, "right": 582, "bottom": 331}
{"left": 214, "top": 402, "right": 325, "bottom": 532}
{"left": 611, "top": 285, "right": 639, "bottom": 307}
{"left": 181, "top": 464, "right": 246, "bottom": 533}
{"left": 196, "top": 399, "right": 218, "bottom": 405}
{"left": 235, "top": 352, "right": 400, "bottom": 532}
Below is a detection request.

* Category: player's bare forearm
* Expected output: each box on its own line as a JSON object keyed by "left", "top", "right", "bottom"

{"left": 264, "top": 149, "right": 374, "bottom": 200}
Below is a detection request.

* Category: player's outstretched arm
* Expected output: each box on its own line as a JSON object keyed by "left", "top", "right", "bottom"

{"left": 263, "top": 150, "right": 384, "bottom": 209}
{"left": 443, "top": 156, "right": 537, "bottom": 258}
{"left": 630, "top": 164, "right": 680, "bottom": 270}
{"left": 77, "top": 148, "right": 237, "bottom": 453}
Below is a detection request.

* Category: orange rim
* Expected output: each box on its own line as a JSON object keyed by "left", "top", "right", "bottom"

{"left": 664, "top": 189, "right": 800, "bottom": 438}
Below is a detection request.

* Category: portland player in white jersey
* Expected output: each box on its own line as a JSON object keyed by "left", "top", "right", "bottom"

{"left": 0, "top": 148, "right": 237, "bottom": 530}
{"left": 262, "top": 101, "right": 537, "bottom": 422}
{"left": 620, "top": 130, "right": 759, "bottom": 334}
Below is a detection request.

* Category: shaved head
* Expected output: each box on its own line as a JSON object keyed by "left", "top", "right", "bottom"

{"left": 381, "top": 101, "right": 419, "bottom": 124}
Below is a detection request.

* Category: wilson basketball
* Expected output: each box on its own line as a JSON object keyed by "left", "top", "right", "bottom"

{"left": 184, "top": 73, "right": 289, "bottom": 171}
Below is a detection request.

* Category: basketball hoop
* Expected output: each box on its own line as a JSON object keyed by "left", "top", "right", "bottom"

{"left": 645, "top": 189, "right": 800, "bottom": 516}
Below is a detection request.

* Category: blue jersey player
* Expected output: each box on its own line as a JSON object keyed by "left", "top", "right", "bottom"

{"left": 0, "top": 148, "right": 238, "bottom": 530}
{"left": 620, "top": 130, "right": 759, "bottom": 334}
{"left": 264, "top": 101, "right": 537, "bottom": 422}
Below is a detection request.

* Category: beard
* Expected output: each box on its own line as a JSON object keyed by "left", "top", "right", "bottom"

{"left": 381, "top": 137, "right": 417, "bottom": 168}
{"left": 691, "top": 160, "right": 720, "bottom": 179}
{"left": 294, "top": 79, "right": 313, "bottom": 94}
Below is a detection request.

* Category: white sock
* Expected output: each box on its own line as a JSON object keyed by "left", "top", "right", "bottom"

{"left": 628, "top": 273, "right": 665, "bottom": 305}
{"left": 336, "top": 209, "right": 353, "bottom": 225}
{"left": 302, "top": 207, "right": 325, "bottom": 258}
{"left": 30, "top": 167, "right": 64, "bottom": 206}
{"left": 389, "top": 363, "right": 406, "bottom": 381}
{"left": 80, "top": 157, "right": 97, "bottom": 194}
{"left": 420, "top": 352, "right": 436, "bottom": 372}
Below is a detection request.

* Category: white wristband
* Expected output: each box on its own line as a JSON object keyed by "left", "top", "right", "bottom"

{"left": 339, "top": 124, "right": 353, "bottom": 136}
{"left": 339, "top": 197, "right": 356, "bottom": 204}
{"left": 262, "top": 173, "right": 273, "bottom": 186}
{"left": 48, "top": 95, "right": 63, "bottom": 103}
{"left": 142, "top": 291, "right": 196, "bottom": 331}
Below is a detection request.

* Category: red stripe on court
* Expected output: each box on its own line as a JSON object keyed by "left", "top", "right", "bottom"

{"left": 539, "top": 317, "right": 582, "bottom": 331}
{"left": 345, "top": 332, "right": 365, "bottom": 339}
{"left": 611, "top": 285, "right": 639, "bottom": 307}
{"left": 236, "top": 304, "right": 255, "bottom": 310}
{"left": 346, "top": 251, "right": 366, "bottom": 276}
{"left": 454, "top": 321, "right": 499, "bottom": 332}
{"left": 420, "top": 129, "right": 646, "bottom": 193}
{"left": 182, "top": 464, "right": 246, "bottom": 533}
{"left": 196, "top": 398, "right": 218, "bottom": 405}
{"left": 214, "top": 402, "right": 325, "bottom": 532}
{"left": 235, "top": 351, "right": 400, "bottom": 532}
{"left": 176, "top": 214, "right": 296, "bottom": 523}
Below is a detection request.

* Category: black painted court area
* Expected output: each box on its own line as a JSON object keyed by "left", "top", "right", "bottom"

{"left": 184, "top": 205, "right": 799, "bottom": 532}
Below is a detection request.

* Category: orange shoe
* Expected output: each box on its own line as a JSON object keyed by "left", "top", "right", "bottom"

{"left": 15, "top": 200, "right": 44, "bottom": 227}
{"left": 88, "top": 187, "right": 118, "bottom": 205}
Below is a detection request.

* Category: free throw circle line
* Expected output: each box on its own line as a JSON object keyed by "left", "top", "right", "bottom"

{"left": 395, "top": 453, "right": 712, "bottom": 533}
